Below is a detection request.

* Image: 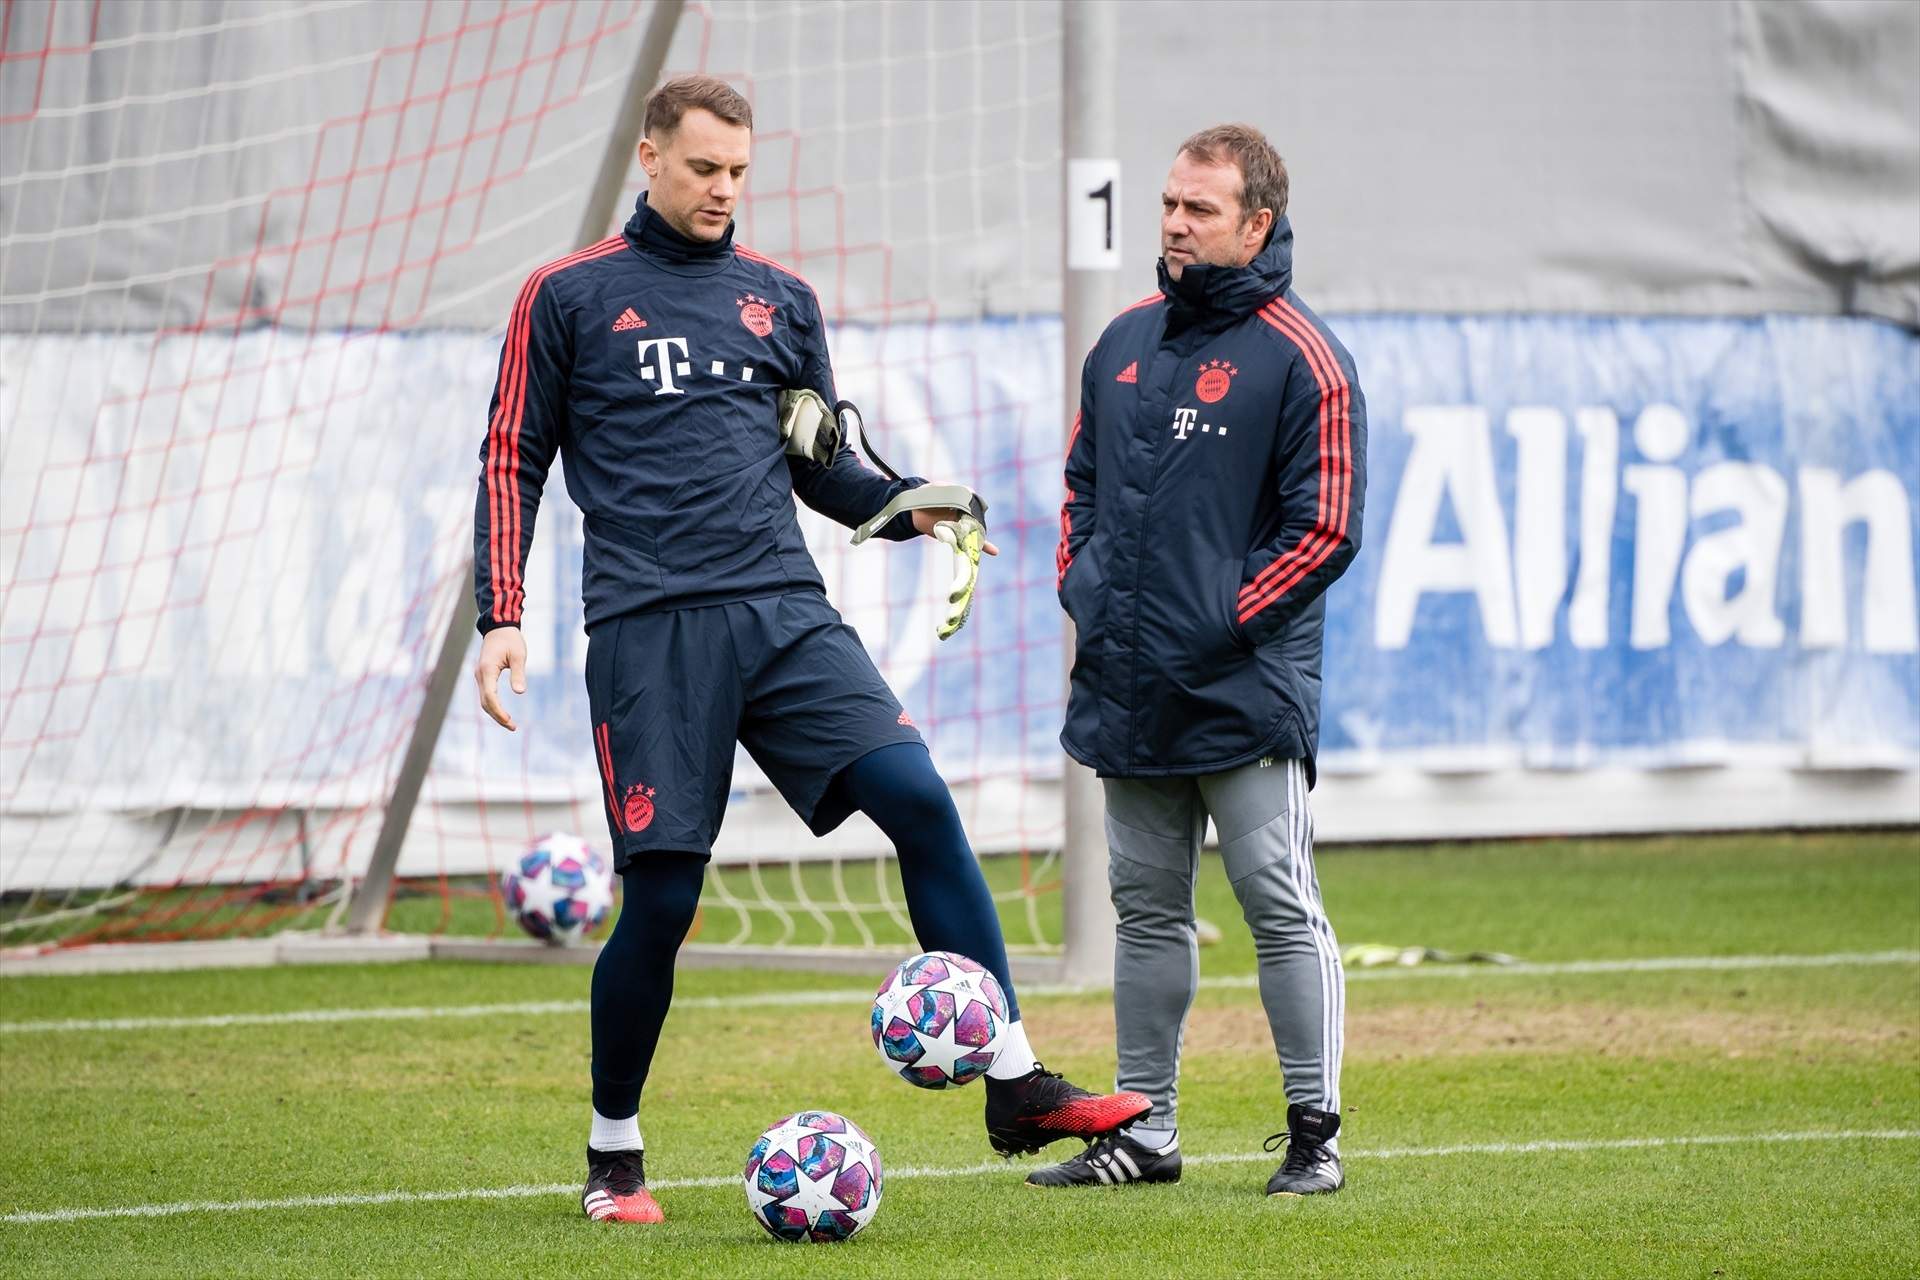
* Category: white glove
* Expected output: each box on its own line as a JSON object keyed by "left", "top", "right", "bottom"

{"left": 777, "top": 388, "right": 840, "bottom": 465}
{"left": 931, "top": 513, "right": 986, "bottom": 641}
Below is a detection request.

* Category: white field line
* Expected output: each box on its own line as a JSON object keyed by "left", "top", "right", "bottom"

{"left": 3, "top": 1129, "right": 1916, "bottom": 1226}
{"left": 2, "top": 949, "right": 1915, "bottom": 1037}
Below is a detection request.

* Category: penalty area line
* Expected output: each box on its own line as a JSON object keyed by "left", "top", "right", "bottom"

{"left": 3, "top": 1129, "right": 1916, "bottom": 1225}
{"left": 2, "top": 949, "right": 1915, "bottom": 1036}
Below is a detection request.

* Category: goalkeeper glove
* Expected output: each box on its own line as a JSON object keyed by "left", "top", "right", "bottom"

{"left": 931, "top": 512, "right": 986, "bottom": 641}
{"left": 828, "top": 394, "right": 992, "bottom": 641}
{"left": 777, "top": 387, "right": 841, "bottom": 465}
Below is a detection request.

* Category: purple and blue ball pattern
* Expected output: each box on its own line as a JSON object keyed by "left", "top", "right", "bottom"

{"left": 743, "top": 1112, "right": 882, "bottom": 1243}
{"left": 871, "top": 950, "right": 1008, "bottom": 1089}
{"left": 498, "top": 835, "right": 613, "bottom": 945}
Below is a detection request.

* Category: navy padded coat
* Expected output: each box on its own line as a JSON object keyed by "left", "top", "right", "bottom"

{"left": 1057, "top": 219, "right": 1367, "bottom": 782}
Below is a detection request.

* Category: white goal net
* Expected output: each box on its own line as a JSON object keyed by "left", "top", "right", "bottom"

{"left": 1, "top": 0, "right": 1070, "bottom": 957}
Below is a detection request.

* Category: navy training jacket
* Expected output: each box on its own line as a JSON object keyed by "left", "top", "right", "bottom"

{"left": 473, "top": 195, "right": 920, "bottom": 634}
{"left": 1056, "top": 218, "right": 1367, "bottom": 782}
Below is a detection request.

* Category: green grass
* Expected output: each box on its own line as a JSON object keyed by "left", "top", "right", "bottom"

{"left": 2, "top": 831, "right": 1916, "bottom": 1277}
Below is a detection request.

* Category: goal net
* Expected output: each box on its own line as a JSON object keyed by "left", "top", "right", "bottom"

{"left": 1, "top": 0, "right": 1069, "bottom": 961}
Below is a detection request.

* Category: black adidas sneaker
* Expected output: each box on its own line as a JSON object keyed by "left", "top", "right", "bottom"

{"left": 984, "top": 1064, "right": 1153, "bottom": 1157}
{"left": 1025, "top": 1130, "right": 1182, "bottom": 1187}
{"left": 582, "top": 1146, "right": 664, "bottom": 1223}
{"left": 1264, "top": 1103, "right": 1344, "bottom": 1196}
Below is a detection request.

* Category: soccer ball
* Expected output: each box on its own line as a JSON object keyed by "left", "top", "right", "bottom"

{"left": 870, "top": 950, "right": 1009, "bottom": 1088}
{"left": 498, "top": 833, "right": 613, "bottom": 945}
{"left": 742, "top": 1110, "right": 883, "bottom": 1242}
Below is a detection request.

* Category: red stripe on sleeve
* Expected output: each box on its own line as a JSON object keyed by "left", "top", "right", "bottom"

{"left": 486, "top": 272, "right": 542, "bottom": 622}
{"left": 1238, "top": 303, "right": 1339, "bottom": 609}
{"left": 1238, "top": 308, "right": 1349, "bottom": 620}
{"left": 484, "top": 236, "right": 624, "bottom": 623}
{"left": 1056, "top": 412, "right": 1082, "bottom": 586}
{"left": 1237, "top": 301, "right": 1352, "bottom": 624}
{"left": 1235, "top": 306, "right": 1333, "bottom": 608}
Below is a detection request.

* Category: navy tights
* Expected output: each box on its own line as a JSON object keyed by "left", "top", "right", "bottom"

{"left": 590, "top": 742, "right": 1018, "bottom": 1119}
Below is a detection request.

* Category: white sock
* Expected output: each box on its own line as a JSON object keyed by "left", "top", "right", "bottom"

{"left": 1122, "top": 1123, "right": 1179, "bottom": 1152}
{"left": 589, "top": 1109, "right": 642, "bottom": 1152}
{"left": 986, "top": 1018, "right": 1039, "bottom": 1080}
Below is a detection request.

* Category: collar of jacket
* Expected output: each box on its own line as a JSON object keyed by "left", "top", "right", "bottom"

{"left": 1154, "top": 215, "right": 1294, "bottom": 330}
{"left": 624, "top": 191, "right": 736, "bottom": 267}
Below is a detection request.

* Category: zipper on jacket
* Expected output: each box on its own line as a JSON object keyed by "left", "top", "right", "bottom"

{"left": 1122, "top": 336, "right": 1201, "bottom": 769}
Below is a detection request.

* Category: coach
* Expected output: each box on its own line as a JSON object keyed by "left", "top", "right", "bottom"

{"left": 1034, "top": 124, "right": 1367, "bottom": 1196}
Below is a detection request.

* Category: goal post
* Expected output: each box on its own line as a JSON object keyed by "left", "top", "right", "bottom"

{"left": 342, "top": 0, "right": 688, "bottom": 937}
{"left": 1058, "top": 0, "right": 1120, "bottom": 988}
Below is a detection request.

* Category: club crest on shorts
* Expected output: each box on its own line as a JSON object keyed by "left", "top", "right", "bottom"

{"left": 1195, "top": 358, "right": 1238, "bottom": 404}
{"left": 737, "top": 293, "right": 776, "bottom": 338}
{"left": 622, "top": 783, "right": 656, "bottom": 832}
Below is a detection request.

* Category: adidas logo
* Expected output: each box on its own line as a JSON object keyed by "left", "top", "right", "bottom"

{"left": 1088, "top": 1145, "right": 1144, "bottom": 1184}
{"left": 1115, "top": 361, "right": 1138, "bottom": 384}
{"left": 612, "top": 307, "right": 647, "bottom": 332}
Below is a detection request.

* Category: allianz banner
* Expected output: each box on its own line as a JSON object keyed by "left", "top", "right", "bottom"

{"left": 5, "top": 314, "right": 1911, "bottom": 811}
{"left": 1317, "top": 315, "right": 1917, "bottom": 771}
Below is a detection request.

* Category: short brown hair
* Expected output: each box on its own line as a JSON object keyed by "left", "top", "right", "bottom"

{"left": 644, "top": 75, "right": 753, "bottom": 139}
{"left": 1178, "top": 123, "right": 1288, "bottom": 224}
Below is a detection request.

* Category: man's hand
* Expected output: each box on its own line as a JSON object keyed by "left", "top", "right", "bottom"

{"left": 910, "top": 507, "right": 1000, "bottom": 556}
{"left": 911, "top": 507, "right": 998, "bottom": 640}
{"left": 474, "top": 626, "right": 528, "bottom": 731}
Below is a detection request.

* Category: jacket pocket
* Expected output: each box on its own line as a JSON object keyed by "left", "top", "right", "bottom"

{"left": 1060, "top": 545, "right": 1108, "bottom": 662}
{"left": 1215, "top": 558, "right": 1253, "bottom": 658}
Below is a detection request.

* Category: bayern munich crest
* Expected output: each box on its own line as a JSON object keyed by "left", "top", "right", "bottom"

{"left": 737, "top": 293, "right": 776, "bottom": 337}
{"left": 1196, "top": 358, "right": 1238, "bottom": 404}
{"left": 622, "top": 782, "right": 656, "bottom": 832}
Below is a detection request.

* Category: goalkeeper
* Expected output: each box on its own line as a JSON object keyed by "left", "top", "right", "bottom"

{"left": 470, "top": 76, "right": 1149, "bottom": 1227}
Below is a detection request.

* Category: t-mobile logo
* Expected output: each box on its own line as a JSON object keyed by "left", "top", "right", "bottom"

{"left": 1170, "top": 406, "right": 1224, "bottom": 440}
{"left": 636, "top": 336, "right": 693, "bottom": 395}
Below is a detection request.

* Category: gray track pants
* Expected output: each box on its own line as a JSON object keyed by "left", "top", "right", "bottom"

{"left": 1105, "top": 757, "right": 1344, "bottom": 1131}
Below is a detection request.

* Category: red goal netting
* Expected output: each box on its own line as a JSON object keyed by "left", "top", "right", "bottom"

{"left": 1, "top": 0, "right": 1069, "bottom": 957}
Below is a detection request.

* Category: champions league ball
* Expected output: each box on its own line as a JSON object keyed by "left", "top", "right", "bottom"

{"left": 870, "top": 950, "right": 1009, "bottom": 1089}
{"left": 498, "top": 833, "right": 613, "bottom": 946}
{"left": 743, "top": 1111, "right": 883, "bottom": 1242}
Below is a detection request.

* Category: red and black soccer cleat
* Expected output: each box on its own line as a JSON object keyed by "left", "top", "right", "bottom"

{"left": 582, "top": 1146, "right": 664, "bottom": 1223}
{"left": 984, "top": 1064, "right": 1153, "bottom": 1157}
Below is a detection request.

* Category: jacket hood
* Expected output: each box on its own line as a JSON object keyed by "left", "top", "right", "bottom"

{"left": 1156, "top": 215, "right": 1294, "bottom": 326}
{"left": 624, "top": 191, "right": 735, "bottom": 264}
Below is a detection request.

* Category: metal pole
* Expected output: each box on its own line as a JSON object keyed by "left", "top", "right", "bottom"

{"left": 341, "top": 589, "right": 474, "bottom": 934}
{"left": 1059, "top": 0, "right": 1120, "bottom": 988}
{"left": 344, "top": 0, "right": 686, "bottom": 935}
{"left": 575, "top": 0, "right": 686, "bottom": 249}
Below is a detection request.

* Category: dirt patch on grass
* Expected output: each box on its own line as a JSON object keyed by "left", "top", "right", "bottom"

{"left": 1006, "top": 998, "right": 1917, "bottom": 1063}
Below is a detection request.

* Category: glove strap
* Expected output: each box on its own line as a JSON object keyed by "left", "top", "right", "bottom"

{"left": 841, "top": 398, "right": 990, "bottom": 544}
{"left": 852, "top": 482, "right": 988, "bottom": 545}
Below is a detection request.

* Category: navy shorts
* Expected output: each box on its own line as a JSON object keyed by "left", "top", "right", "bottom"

{"left": 585, "top": 590, "right": 923, "bottom": 868}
